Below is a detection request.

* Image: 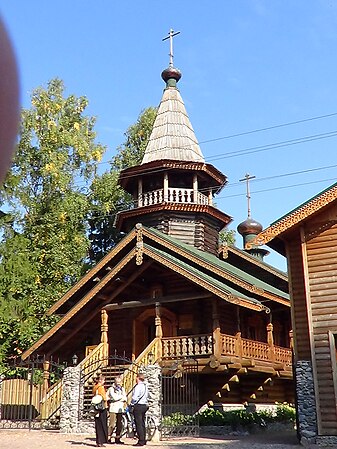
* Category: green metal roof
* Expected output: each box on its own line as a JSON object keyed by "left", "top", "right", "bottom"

{"left": 145, "top": 226, "right": 289, "bottom": 301}
{"left": 144, "top": 243, "right": 266, "bottom": 310}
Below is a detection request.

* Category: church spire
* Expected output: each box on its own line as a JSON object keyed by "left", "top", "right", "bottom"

{"left": 141, "top": 30, "right": 204, "bottom": 165}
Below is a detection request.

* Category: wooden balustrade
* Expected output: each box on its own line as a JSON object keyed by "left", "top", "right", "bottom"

{"left": 220, "top": 332, "right": 292, "bottom": 366}
{"left": 140, "top": 188, "right": 209, "bottom": 207}
{"left": 40, "top": 379, "right": 63, "bottom": 420}
{"left": 122, "top": 337, "right": 161, "bottom": 401}
{"left": 162, "top": 334, "right": 213, "bottom": 358}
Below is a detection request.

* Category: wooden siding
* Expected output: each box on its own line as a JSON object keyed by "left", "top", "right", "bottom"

{"left": 306, "top": 218, "right": 337, "bottom": 435}
{"left": 287, "top": 232, "right": 311, "bottom": 360}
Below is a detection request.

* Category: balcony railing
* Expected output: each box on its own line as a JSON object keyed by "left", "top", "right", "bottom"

{"left": 140, "top": 188, "right": 209, "bottom": 207}
{"left": 162, "top": 332, "right": 292, "bottom": 366}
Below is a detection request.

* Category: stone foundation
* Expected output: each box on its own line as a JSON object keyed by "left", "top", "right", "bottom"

{"left": 295, "top": 360, "right": 317, "bottom": 446}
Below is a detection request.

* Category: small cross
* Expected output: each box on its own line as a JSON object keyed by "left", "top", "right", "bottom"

{"left": 162, "top": 28, "right": 180, "bottom": 67}
{"left": 239, "top": 173, "right": 256, "bottom": 218}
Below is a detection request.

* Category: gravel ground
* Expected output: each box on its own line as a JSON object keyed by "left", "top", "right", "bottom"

{"left": 0, "top": 429, "right": 306, "bottom": 449}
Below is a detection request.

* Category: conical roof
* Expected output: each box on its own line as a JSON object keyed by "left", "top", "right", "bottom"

{"left": 141, "top": 67, "right": 205, "bottom": 164}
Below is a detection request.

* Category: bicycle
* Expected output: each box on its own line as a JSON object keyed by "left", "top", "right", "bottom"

{"left": 112, "top": 407, "right": 156, "bottom": 441}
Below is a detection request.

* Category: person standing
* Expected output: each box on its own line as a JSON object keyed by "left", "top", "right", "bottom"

{"left": 130, "top": 373, "right": 149, "bottom": 447}
{"left": 92, "top": 374, "right": 108, "bottom": 447}
{"left": 107, "top": 375, "right": 127, "bottom": 444}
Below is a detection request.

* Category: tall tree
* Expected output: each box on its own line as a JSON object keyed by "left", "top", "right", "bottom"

{"left": 88, "top": 107, "right": 157, "bottom": 263}
{"left": 0, "top": 79, "right": 105, "bottom": 360}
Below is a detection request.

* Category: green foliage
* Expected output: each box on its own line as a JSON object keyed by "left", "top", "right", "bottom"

{"left": 197, "top": 404, "right": 295, "bottom": 428}
{"left": 219, "top": 229, "right": 236, "bottom": 245}
{"left": 88, "top": 107, "right": 157, "bottom": 263}
{"left": 0, "top": 79, "right": 105, "bottom": 365}
{"left": 161, "top": 412, "right": 195, "bottom": 426}
{"left": 112, "top": 107, "right": 157, "bottom": 170}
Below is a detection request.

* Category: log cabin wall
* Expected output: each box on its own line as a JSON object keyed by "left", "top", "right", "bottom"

{"left": 286, "top": 231, "right": 311, "bottom": 360}
{"left": 304, "top": 209, "right": 337, "bottom": 435}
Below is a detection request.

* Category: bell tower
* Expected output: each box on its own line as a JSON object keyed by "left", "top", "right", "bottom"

{"left": 115, "top": 31, "right": 232, "bottom": 255}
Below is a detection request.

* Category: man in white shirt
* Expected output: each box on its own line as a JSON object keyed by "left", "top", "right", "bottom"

{"left": 130, "top": 374, "right": 149, "bottom": 446}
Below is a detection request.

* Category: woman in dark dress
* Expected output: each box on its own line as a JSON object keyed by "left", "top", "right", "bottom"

{"left": 92, "top": 375, "right": 108, "bottom": 447}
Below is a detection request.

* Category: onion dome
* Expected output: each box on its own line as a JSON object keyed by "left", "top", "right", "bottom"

{"left": 161, "top": 66, "right": 182, "bottom": 87}
{"left": 237, "top": 218, "right": 269, "bottom": 261}
{"left": 237, "top": 218, "right": 263, "bottom": 236}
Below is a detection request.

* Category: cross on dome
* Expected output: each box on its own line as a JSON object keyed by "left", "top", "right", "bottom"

{"left": 162, "top": 28, "right": 180, "bottom": 67}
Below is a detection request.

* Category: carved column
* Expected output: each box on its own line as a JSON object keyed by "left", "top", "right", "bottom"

{"left": 212, "top": 300, "right": 221, "bottom": 360}
{"left": 267, "top": 322, "right": 275, "bottom": 362}
{"left": 208, "top": 189, "right": 213, "bottom": 206}
{"left": 163, "top": 172, "right": 168, "bottom": 202}
{"left": 155, "top": 303, "right": 163, "bottom": 360}
{"left": 193, "top": 174, "right": 198, "bottom": 203}
{"left": 42, "top": 360, "right": 50, "bottom": 397}
{"left": 289, "top": 329, "right": 294, "bottom": 350}
{"left": 138, "top": 178, "right": 143, "bottom": 207}
{"left": 235, "top": 331, "right": 243, "bottom": 358}
{"left": 101, "top": 309, "right": 109, "bottom": 363}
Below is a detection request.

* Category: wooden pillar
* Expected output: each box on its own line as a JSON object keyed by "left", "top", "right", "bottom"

{"left": 289, "top": 329, "right": 294, "bottom": 350}
{"left": 101, "top": 309, "right": 109, "bottom": 362}
{"left": 138, "top": 178, "right": 143, "bottom": 207}
{"left": 235, "top": 331, "right": 243, "bottom": 358}
{"left": 42, "top": 360, "right": 50, "bottom": 397}
{"left": 208, "top": 189, "right": 213, "bottom": 206}
{"left": 212, "top": 300, "right": 221, "bottom": 359}
{"left": 155, "top": 302, "right": 163, "bottom": 359}
{"left": 163, "top": 172, "right": 168, "bottom": 202}
{"left": 193, "top": 174, "right": 198, "bottom": 203}
{"left": 267, "top": 322, "right": 275, "bottom": 362}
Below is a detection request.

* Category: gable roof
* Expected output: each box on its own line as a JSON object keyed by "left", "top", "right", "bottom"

{"left": 251, "top": 181, "right": 337, "bottom": 255}
{"left": 21, "top": 224, "right": 289, "bottom": 360}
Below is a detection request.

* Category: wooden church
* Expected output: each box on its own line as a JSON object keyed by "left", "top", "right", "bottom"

{"left": 254, "top": 182, "right": 337, "bottom": 446}
{"left": 21, "top": 40, "right": 294, "bottom": 413}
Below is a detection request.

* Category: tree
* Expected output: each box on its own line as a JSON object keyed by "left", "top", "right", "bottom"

{"left": 112, "top": 107, "right": 157, "bottom": 170}
{"left": 0, "top": 79, "right": 105, "bottom": 360}
{"left": 88, "top": 107, "right": 157, "bottom": 263}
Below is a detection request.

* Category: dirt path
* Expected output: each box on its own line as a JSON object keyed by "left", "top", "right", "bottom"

{"left": 0, "top": 429, "right": 304, "bottom": 449}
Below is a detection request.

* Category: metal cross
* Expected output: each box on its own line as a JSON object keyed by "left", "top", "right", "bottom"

{"left": 239, "top": 173, "right": 256, "bottom": 218}
{"left": 162, "top": 29, "right": 180, "bottom": 67}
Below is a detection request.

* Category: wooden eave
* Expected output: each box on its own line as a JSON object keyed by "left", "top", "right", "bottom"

{"left": 141, "top": 227, "right": 289, "bottom": 306}
{"left": 21, "top": 249, "right": 138, "bottom": 360}
{"left": 118, "top": 159, "right": 227, "bottom": 193}
{"left": 47, "top": 230, "right": 136, "bottom": 315}
{"left": 115, "top": 203, "right": 232, "bottom": 231}
{"left": 223, "top": 245, "right": 288, "bottom": 282}
{"left": 251, "top": 181, "right": 337, "bottom": 255}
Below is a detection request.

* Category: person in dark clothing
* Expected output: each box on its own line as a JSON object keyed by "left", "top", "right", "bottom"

{"left": 130, "top": 373, "right": 149, "bottom": 446}
{"left": 92, "top": 375, "right": 108, "bottom": 447}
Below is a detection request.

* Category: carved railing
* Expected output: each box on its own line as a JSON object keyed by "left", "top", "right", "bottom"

{"left": 220, "top": 332, "right": 292, "bottom": 366}
{"left": 39, "top": 342, "right": 108, "bottom": 421}
{"left": 80, "top": 342, "right": 108, "bottom": 380}
{"left": 162, "top": 334, "right": 213, "bottom": 358}
{"left": 140, "top": 188, "right": 209, "bottom": 207}
{"left": 40, "top": 378, "right": 63, "bottom": 420}
{"left": 122, "top": 337, "right": 161, "bottom": 401}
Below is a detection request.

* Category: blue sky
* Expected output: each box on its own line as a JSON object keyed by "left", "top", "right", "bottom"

{"left": 1, "top": 0, "right": 337, "bottom": 270}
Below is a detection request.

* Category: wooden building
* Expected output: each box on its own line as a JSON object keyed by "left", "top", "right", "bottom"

{"left": 254, "top": 182, "right": 337, "bottom": 446}
{"left": 21, "top": 54, "right": 294, "bottom": 419}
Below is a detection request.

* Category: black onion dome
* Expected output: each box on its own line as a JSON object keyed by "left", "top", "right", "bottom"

{"left": 237, "top": 217, "right": 263, "bottom": 236}
{"left": 161, "top": 66, "right": 182, "bottom": 83}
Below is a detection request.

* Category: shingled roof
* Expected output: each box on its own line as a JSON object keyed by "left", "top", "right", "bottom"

{"left": 141, "top": 67, "right": 204, "bottom": 164}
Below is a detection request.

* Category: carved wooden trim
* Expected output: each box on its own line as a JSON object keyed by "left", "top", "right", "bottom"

{"left": 47, "top": 231, "right": 135, "bottom": 315}
{"left": 251, "top": 183, "right": 337, "bottom": 246}
{"left": 22, "top": 250, "right": 135, "bottom": 360}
